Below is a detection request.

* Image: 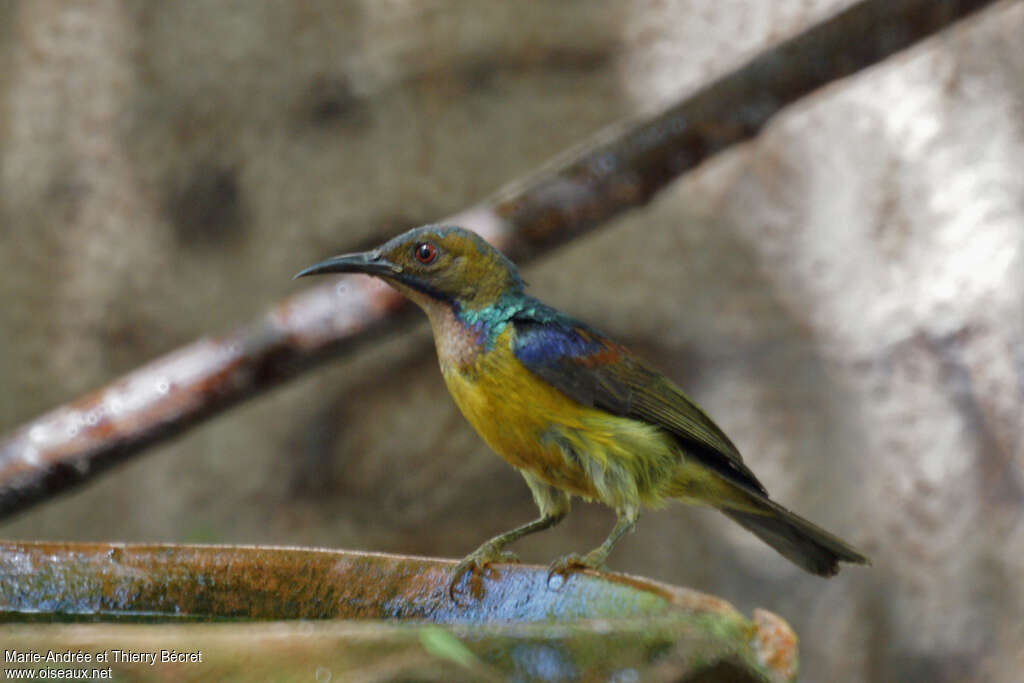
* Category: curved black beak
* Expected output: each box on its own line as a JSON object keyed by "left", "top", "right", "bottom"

{"left": 293, "top": 250, "right": 401, "bottom": 280}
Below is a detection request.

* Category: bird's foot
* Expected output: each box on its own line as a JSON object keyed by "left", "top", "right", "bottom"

{"left": 448, "top": 542, "right": 520, "bottom": 601}
{"left": 546, "top": 550, "right": 607, "bottom": 588}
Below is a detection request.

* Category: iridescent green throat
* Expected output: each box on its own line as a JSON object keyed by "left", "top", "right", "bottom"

{"left": 456, "top": 293, "right": 542, "bottom": 351}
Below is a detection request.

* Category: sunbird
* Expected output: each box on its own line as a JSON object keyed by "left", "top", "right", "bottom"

{"left": 295, "top": 225, "right": 869, "bottom": 589}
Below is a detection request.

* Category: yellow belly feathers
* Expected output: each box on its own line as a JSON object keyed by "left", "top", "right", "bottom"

{"left": 439, "top": 326, "right": 729, "bottom": 510}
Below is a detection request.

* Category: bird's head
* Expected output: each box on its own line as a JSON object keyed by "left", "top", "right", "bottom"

{"left": 294, "top": 225, "right": 524, "bottom": 314}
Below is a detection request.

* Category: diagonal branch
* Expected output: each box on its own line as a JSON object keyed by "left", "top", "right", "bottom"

{"left": 0, "top": 0, "right": 998, "bottom": 520}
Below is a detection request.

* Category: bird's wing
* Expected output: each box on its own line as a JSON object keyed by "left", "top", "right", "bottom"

{"left": 512, "top": 308, "right": 767, "bottom": 495}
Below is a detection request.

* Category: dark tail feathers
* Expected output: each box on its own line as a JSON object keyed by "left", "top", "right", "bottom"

{"left": 722, "top": 496, "right": 869, "bottom": 577}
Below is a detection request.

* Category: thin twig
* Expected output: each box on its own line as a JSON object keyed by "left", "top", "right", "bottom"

{"left": 0, "top": 0, "right": 998, "bottom": 520}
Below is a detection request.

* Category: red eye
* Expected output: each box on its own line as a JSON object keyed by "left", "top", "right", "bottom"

{"left": 414, "top": 242, "right": 437, "bottom": 264}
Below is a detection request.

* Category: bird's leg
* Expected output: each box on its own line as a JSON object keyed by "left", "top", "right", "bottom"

{"left": 450, "top": 472, "right": 570, "bottom": 598}
{"left": 549, "top": 505, "right": 639, "bottom": 576}
{"left": 453, "top": 514, "right": 562, "bottom": 573}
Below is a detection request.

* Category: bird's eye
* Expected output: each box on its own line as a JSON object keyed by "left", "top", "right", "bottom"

{"left": 414, "top": 242, "right": 438, "bottom": 264}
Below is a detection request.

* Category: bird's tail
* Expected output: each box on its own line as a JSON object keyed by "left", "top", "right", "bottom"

{"left": 720, "top": 493, "right": 869, "bottom": 577}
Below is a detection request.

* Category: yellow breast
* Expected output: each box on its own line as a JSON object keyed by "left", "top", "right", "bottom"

{"left": 428, "top": 307, "right": 746, "bottom": 512}
{"left": 440, "top": 327, "right": 582, "bottom": 480}
{"left": 438, "top": 325, "right": 689, "bottom": 509}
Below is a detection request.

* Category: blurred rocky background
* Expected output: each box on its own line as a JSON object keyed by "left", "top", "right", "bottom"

{"left": 2, "top": 1, "right": 1022, "bottom": 680}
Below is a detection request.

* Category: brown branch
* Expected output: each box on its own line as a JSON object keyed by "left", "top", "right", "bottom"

{"left": 0, "top": 0, "right": 998, "bottom": 520}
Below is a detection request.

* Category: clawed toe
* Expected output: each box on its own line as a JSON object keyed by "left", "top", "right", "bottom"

{"left": 546, "top": 550, "right": 606, "bottom": 585}
{"left": 548, "top": 552, "right": 584, "bottom": 576}
{"left": 448, "top": 544, "right": 520, "bottom": 601}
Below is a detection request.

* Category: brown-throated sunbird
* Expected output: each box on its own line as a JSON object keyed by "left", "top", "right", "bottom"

{"left": 295, "top": 225, "right": 869, "bottom": 590}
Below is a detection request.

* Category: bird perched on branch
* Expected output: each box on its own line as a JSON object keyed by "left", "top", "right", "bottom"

{"left": 295, "top": 225, "right": 868, "bottom": 592}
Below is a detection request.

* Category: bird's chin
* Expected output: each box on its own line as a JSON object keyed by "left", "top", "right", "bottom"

{"left": 383, "top": 278, "right": 437, "bottom": 314}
